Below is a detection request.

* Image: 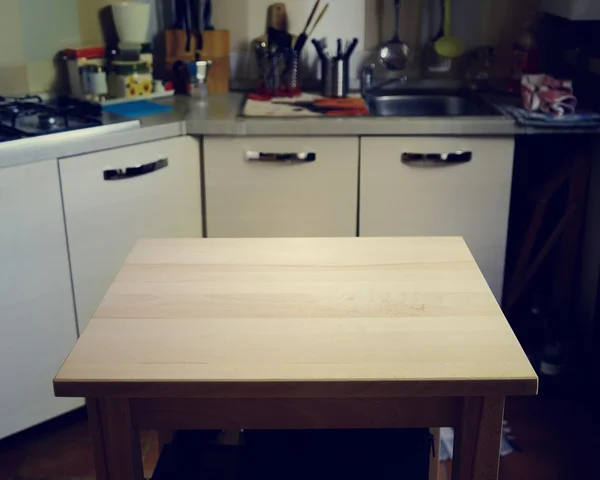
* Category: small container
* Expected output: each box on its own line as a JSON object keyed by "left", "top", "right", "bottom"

{"left": 63, "top": 46, "right": 106, "bottom": 98}
{"left": 321, "top": 58, "right": 349, "bottom": 98}
{"left": 108, "top": 61, "right": 153, "bottom": 98}
{"left": 189, "top": 60, "right": 212, "bottom": 99}
{"left": 80, "top": 65, "right": 108, "bottom": 101}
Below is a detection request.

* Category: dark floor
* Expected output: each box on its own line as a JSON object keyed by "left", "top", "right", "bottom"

{"left": 0, "top": 394, "right": 597, "bottom": 480}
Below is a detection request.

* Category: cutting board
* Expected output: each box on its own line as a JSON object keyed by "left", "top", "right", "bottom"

{"left": 243, "top": 93, "right": 369, "bottom": 117}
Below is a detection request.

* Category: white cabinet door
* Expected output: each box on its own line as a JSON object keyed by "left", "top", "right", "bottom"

{"left": 204, "top": 137, "right": 359, "bottom": 238}
{"left": 60, "top": 137, "right": 202, "bottom": 333}
{"left": 360, "top": 137, "right": 515, "bottom": 302}
{"left": 0, "top": 160, "right": 81, "bottom": 439}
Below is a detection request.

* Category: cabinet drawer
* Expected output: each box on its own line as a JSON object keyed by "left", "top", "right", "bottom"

{"left": 360, "top": 137, "right": 515, "bottom": 301}
{"left": 204, "top": 137, "right": 359, "bottom": 238}
{"left": 60, "top": 137, "right": 202, "bottom": 332}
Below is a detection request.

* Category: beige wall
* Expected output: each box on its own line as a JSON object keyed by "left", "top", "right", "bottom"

{"left": 213, "top": 0, "right": 542, "bottom": 53}
{"left": 0, "top": 0, "right": 123, "bottom": 95}
{"left": 0, "top": 0, "right": 542, "bottom": 95}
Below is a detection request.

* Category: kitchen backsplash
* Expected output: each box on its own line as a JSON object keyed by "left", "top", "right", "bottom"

{"left": 0, "top": 0, "right": 542, "bottom": 95}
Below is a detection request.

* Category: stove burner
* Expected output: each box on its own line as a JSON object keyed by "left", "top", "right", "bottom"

{"left": 0, "top": 95, "right": 102, "bottom": 140}
{"left": 38, "top": 113, "right": 58, "bottom": 130}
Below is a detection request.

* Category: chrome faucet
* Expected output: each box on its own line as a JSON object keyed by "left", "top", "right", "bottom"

{"left": 360, "top": 64, "right": 408, "bottom": 96}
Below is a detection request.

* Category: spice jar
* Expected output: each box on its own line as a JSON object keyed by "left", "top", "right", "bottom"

{"left": 80, "top": 64, "right": 108, "bottom": 101}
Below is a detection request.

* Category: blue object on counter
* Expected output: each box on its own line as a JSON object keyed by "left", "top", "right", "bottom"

{"left": 500, "top": 105, "right": 600, "bottom": 128}
{"left": 103, "top": 101, "right": 173, "bottom": 118}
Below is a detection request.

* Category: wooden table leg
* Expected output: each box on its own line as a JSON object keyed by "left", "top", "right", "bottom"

{"left": 87, "top": 398, "right": 144, "bottom": 480}
{"left": 452, "top": 396, "right": 504, "bottom": 480}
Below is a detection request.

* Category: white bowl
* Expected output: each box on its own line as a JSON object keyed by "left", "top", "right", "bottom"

{"left": 111, "top": 1, "right": 151, "bottom": 44}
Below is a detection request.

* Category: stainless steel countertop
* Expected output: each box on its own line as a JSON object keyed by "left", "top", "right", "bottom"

{"left": 1, "top": 92, "right": 597, "bottom": 170}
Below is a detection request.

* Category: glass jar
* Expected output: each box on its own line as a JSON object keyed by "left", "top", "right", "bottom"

{"left": 108, "top": 61, "right": 153, "bottom": 98}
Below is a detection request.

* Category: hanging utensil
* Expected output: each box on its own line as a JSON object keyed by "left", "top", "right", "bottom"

{"left": 378, "top": 0, "right": 409, "bottom": 70}
{"left": 434, "top": 0, "right": 464, "bottom": 59}
{"left": 343, "top": 38, "right": 359, "bottom": 60}
{"left": 293, "top": 0, "right": 321, "bottom": 53}
{"left": 312, "top": 38, "right": 326, "bottom": 60}
{"left": 190, "top": 0, "right": 203, "bottom": 52}
{"left": 203, "top": 0, "right": 214, "bottom": 30}
{"left": 173, "top": 0, "right": 191, "bottom": 51}
{"left": 423, "top": 0, "right": 451, "bottom": 72}
{"left": 182, "top": 0, "right": 192, "bottom": 52}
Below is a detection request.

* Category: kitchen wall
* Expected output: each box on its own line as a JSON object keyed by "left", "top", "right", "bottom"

{"left": 210, "top": 0, "right": 542, "bottom": 80}
{"left": 1, "top": 0, "right": 106, "bottom": 95}
{"left": 0, "top": 0, "right": 161, "bottom": 95}
{"left": 0, "top": 0, "right": 542, "bottom": 95}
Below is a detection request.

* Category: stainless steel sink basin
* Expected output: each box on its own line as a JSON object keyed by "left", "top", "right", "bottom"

{"left": 366, "top": 91, "right": 501, "bottom": 117}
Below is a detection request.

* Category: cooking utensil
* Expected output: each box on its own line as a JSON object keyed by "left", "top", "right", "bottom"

{"left": 378, "top": 0, "right": 409, "bottom": 70}
{"left": 312, "top": 38, "right": 326, "bottom": 60}
{"left": 173, "top": 0, "right": 186, "bottom": 29}
{"left": 337, "top": 38, "right": 342, "bottom": 59}
{"left": 344, "top": 37, "right": 359, "bottom": 60}
{"left": 293, "top": 0, "right": 320, "bottom": 53}
{"left": 434, "top": 0, "right": 464, "bottom": 58}
{"left": 189, "top": 0, "right": 203, "bottom": 52}
{"left": 423, "top": 0, "right": 451, "bottom": 72}
{"left": 306, "top": 3, "right": 329, "bottom": 37}
{"left": 203, "top": 0, "right": 214, "bottom": 30}
{"left": 172, "top": 0, "right": 193, "bottom": 51}
{"left": 174, "top": 0, "right": 192, "bottom": 51}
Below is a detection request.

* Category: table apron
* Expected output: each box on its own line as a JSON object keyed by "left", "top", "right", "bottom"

{"left": 128, "top": 396, "right": 463, "bottom": 430}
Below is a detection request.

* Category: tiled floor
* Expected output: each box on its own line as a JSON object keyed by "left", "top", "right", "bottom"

{"left": 0, "top": 394, "right": 597, "bottom": 480}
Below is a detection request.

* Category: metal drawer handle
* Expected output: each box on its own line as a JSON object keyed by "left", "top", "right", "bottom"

{"left": 245, "top": 151, "right": 316, "bottom": 163}
{"left": 401, "top": 151, "right": 472, "bottom": 166}
{"left": 103, "top": 158, "right": 168, "bottom": 181}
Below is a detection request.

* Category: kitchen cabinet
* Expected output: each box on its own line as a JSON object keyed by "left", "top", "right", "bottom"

{"left": 204, "top": 137, "right": 359, "bottom": 238}
{"left": 60, "top": 137, "right": 202, "bottom": 333}
{"left": 360, "top": 137, "right": 515, "bottom": 302}
{"left": 0, "top": 159, "right": 82, "bottom": 439}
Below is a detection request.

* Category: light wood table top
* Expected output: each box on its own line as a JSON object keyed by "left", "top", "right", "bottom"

{"left": 54, "top": 237, "right": 537, "bottom": 399}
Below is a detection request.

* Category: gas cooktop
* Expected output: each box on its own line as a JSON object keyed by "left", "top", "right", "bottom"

{"left": 0, "top": 95, "right": 107, "bottom": 141}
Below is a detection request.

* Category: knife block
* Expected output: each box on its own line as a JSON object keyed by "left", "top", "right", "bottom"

{"left": 199, "top": 30, "right": 230, "bottom": 94}
{"left": 165, "top": 29, "right": 230, "bottom": 94}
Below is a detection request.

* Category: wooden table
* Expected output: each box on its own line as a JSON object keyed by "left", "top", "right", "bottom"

{"left": 54, "top": 237, "right": 537, "bottom": 480}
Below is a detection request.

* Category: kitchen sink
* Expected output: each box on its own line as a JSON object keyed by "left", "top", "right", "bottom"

{"left": 365, "top": 90, "right": 501, "bottom": 117}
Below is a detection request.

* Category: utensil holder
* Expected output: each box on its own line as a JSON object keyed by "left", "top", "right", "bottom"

{"left": 253, "top": 46, "right": 301, "bottom": 99}
{"left": 321, "top": 58, "right": 349, "bottom": 98}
